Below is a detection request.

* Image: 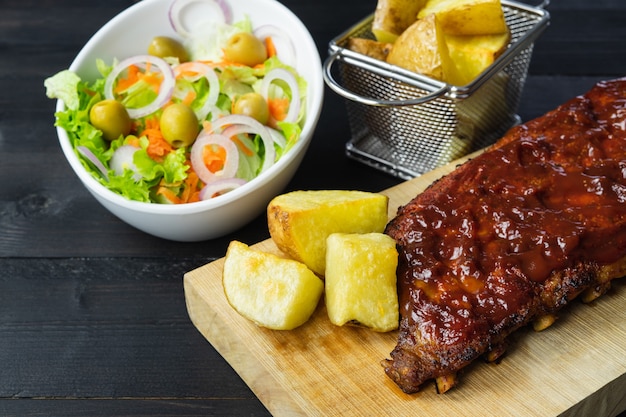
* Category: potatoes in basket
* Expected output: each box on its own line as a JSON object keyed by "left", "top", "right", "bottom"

{"left": 325, "top": 233, "right": 399, "bottom": 332}
{"left": 361, "top": 0, "right": 510, "bottom": 85}
{"left": 222, "top": 240, "right": 323, "bottom": 330}
{"left": 267, "top": 190, "right": 389, "bottom": 276}
{"left": 418, "top": 0, "right": 508, "bottom": 36}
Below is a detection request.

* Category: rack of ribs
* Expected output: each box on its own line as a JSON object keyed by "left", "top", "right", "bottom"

{"left": 383, "top": 77, "right": 626, "bottom": 394}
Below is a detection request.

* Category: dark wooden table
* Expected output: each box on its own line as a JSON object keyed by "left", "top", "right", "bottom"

{"left": 1, "top": 0, "right": 625, "bottom": 415}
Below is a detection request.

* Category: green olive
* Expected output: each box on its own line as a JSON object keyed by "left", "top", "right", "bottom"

{"left": 232, "top": 92, "right": 270, "bottom": 125}
{"left": 160, "top": 103, "right": 199, "bottom": 148}
{"left": 223, "top": 32, "right": 267, "bottom": 67}
{"left": 148, "top": 36, "right": 189, "bottom": 62}
{"left": 89, "top": 99, "right": 132, "bottom": 141}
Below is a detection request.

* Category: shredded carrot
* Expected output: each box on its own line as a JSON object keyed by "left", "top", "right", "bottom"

{"left": 138, "top": 117, "right": 174, "bottom": 162}
{"left": 154, "top": 165, "right": 201, "bottom": 205}
{"left": 182, "top": 90, "right": 196, "bottom": 106}
{"left": 156, "top": 186, "right": 182, "bottom": 204}
{"left": 141, "top": 72, "right": 163, "bottom": 93}
{"left": 176, "top": 62, "right": 208, "bottom": 78}
{"left": 202, "top": 120, "right": 213, "bottom": 132}
{"left": 267, "top": 97, "right": 289, "bottom": 122}
{"left": 114, "top": 63, "right": 163, "bottom": 95}
{"left": 265, "top": 37, "right": 277, "bottom": 58}
{"left": 181, "top": 170, "right": 201, "bottom": 203}
{"left": 230, "top": 135, "right": 255, "bottom": 157}
{"left": 202, "top": 59, "right": 250, "bottom": 70}
{"left": 114, "top": 65, "right": 140, "bottom": 93}
{"left": 203, "top": 144, "right": 227, "bottom": 173}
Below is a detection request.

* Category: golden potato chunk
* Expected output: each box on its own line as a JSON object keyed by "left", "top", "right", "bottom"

{"left": 267, "top": 190, "right": 389, "bottom": 276}
{"left": 222, "top": 240, "right": 324, "bottom": 330}
{"left": 346, "top": 37, "right": 393, "bottom": 61}
{"left": 418, "top": 0, "right": 508, "bottom": 36}
{"left": 325, "top": 233, "right": 399, "bottom": 332}
{"left": 445, "top": 30, "right": 510, "bottom": 85}
{"left": 371, "top": 0, "right": 428, "bottom": 43}
{"left": 386, "top": 13, "right": 459, "bottom": 83}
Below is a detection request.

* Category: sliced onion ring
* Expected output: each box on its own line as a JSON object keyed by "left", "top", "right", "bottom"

{"left": 208, "top": 114, "right": 276, "bottom": 172}
{"left": 199, "top": 178, "right": 247, "bottom": 200}
{"left": 168, "top": 0, "right": 232, "bottom": 38}
{"left": 254, "top": 25, "right": 297, "bottom": 67}
{"left": 104, "top": 55, "right": 175, "bottom": 119}
{"left": 77, "top": 146, "right": 109, "bottom": 181}
{"left": 267, "top": 127, "right": 287, "bottom": 148}
{"left": 190, "top": 133, "right": 239, "bottom": 185}
{"left": 259, "top": 68, "right": 301, "bottom": 124}
{"left": 174, "top": 61, "right": 220, "bottom": 121}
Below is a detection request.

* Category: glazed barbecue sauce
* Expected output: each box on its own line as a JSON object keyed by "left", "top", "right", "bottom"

{"left": 389, "top": 79, "right": 626, "bottom": 346}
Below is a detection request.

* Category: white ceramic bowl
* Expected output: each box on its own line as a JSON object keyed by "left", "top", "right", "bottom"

{"left": 55, "top": 0, "right": 324, "bottom": 241}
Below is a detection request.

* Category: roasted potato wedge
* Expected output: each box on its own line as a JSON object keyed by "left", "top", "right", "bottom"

{"left": 325, "top": 233, "right": 399, "bottom": 332}
{"left": 445, "top": 29, "right": 510, "bottom": 85}
{"left": 386, "top": 13, "right": 459, "bottom": 83}
{"left": 418, "top": 0, "right": 508, "bottom": 36}
{"left": 346, "top": 37, "right": 393, "bottom": 61}
{"left": 372, "top": 0, "right": 427, "bottom": 43}
{"left": 267, "top": 190, "right": 389, "bottom": 276}
{"left": 222, "top": 240, "right": 324, "bottom": 330}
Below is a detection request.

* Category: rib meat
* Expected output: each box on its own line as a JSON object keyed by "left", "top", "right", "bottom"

{"left": 383, "top": 77, "right": 626, "bottom": 394}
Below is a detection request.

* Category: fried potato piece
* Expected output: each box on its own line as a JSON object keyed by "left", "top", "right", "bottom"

{"left": 386, "top": 13, "right": 459, "bottom": 83}
{"left": 418, "top": 0, "right": 508, "bottom": 36}
{"left": 372, "top": 0, "right": 428, "bottom": 43}
{"left": 445, "top": 29, "right": 510, "bottom": 85}
{"left": 267, "top": 190, "right": 389, "bottom": 276}
{"left": 325, "top": 233, "right": 399, "bottom": 332}
{"left": 346, "top": 37, "right": 393, "bottom": 61}
{"left": 222, "top": 240, "right": 324, "bottom": 330}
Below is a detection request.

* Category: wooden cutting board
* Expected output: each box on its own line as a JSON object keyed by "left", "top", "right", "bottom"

{"left": 184, "top": 157, "right": 626, "bottom": 417}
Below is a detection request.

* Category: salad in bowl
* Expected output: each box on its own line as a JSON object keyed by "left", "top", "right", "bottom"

{"left": 46, "top": 0, "right": 307, "bottom": 205}
{"left": 44, "top": 0, "right": 323, "bottom": 241}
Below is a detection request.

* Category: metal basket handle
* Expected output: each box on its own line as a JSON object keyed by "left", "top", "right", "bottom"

{"left": 323, "top": 51, "right": 450, "bottom": 107}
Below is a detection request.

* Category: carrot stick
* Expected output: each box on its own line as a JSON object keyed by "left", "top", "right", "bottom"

{"left": 229, "top": 135, "right": 255, "bottom": 157}
{"left": 156, "top": 186, "right": 182, "bottom": 204}
{"left": 180, "top": 170, "right": 201, "bottom": 203}
{"left": 138, "top": 117, "right": 174, "bottom": 162}
{"left": 265, "top": 36, "right": 277, "bottom": 58}
{"left": 114, "top": 64, "right": 163, "bottom": 94}
{"left": 267, "top": 97, "right": 289, "bottom": 122}
{"left": 182, "top": 90, "right": 196, "bottom": 106}
{"left": 203, "top": 144, "right": 227, "bottom": 173}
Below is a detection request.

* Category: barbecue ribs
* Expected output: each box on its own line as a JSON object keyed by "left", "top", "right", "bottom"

{"left": 383, "top": 77, "right": 626, "bottom": 394}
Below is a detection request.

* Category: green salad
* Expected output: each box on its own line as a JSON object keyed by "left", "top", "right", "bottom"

{"left": 45, "top": 12, "right": 306, "bottom": 204}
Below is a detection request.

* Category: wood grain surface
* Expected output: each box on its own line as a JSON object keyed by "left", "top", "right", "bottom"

{"left": 184, "top": 160, "right": 626, "bottom": 417}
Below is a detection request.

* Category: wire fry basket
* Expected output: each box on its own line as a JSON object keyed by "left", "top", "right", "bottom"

{"left": 323, "top": 0, "right": 550, "bottom": 179}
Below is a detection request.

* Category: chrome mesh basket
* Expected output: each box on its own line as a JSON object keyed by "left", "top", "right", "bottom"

{"left": 323, "top": 0, "right": 550, "bottom": 179}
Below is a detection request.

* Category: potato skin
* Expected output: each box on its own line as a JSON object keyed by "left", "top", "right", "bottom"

{"left": 267, "top": 190, "right": 389, "bottom": 276}
{"left": 372, "top": 0, "right": 428, "bottom": 43}
{"left": 418, "top": 0, "right": 508, "bottom": 36}
{"left": 346, "top": 38, "right": 393, "bottom": 61}
{"left": 386, "top": 14, "right": 458, "bottom": 82}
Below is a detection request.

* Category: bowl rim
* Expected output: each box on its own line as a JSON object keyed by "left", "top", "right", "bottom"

{"left": 56, "top": 0, "right": 324, "bottom": 216}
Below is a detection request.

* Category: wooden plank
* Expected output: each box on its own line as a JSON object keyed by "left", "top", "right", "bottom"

{"left": 184, "top": 157, "right": 626, "bottom": 417}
